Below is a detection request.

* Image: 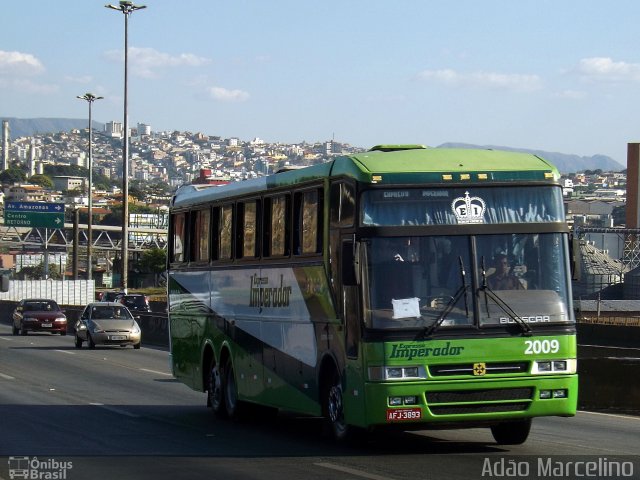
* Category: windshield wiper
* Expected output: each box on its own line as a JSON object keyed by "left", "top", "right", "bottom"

{"left": 421, "top": 256, "right": 469, "bottom": 338}
{"left": 479, "top": 256, "right": 532, "bottom": 336}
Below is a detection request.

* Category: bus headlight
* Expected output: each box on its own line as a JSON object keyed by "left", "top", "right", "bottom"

{"left": 532, "top": 359, "right": 576, "bottom": 374}
{"left": 368, "top": 366, "right": 427, "bottom": 381}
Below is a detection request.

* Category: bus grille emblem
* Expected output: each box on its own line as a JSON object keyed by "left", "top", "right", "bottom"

{"left": 473, "top": 363, "right": 487, "bottom": 376}
{"left": 452, "top": 191, "right": 486, "bottom": 224}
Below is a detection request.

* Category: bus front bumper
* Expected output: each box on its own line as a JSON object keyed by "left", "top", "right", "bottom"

{"left": 363, "top": 375, "right": 578, "bottom": 428}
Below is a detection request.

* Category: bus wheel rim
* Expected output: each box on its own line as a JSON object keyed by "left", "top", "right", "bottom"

{"left": 211, "top": 367, "right": 222, "bottom": 408}
{"left": 328, "top": 385, "right": 343, "bottom": 423}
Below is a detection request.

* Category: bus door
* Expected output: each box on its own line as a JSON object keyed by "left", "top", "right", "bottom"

{"left": 340, "top": 238, "right": 367, "bottom": 422}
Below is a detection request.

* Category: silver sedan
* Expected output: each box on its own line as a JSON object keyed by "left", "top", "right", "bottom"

{"left": 75, "top": 302, "right": 141, "bottom": 349}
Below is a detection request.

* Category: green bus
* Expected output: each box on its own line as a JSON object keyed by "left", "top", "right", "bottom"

{"left": 168, "top": 145, "right": 577, "bottom": 444}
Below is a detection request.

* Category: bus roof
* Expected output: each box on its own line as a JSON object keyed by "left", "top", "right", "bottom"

{"left": 172, "top": 147, "right": 559, "bottom": 209}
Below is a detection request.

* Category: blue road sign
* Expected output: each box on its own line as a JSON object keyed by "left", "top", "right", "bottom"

{"left": 5, "top": 201, "right": 65, "bottom": 213}
{"left": 4, "top": 202, "right": 65, "bottom": 228}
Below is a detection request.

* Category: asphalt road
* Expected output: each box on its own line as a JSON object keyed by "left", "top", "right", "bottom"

{"left": 0, "top": 324, "right": 638, "bottom": 480}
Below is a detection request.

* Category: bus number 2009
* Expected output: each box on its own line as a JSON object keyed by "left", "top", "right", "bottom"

{"left": 524, "top": 339, "right": 560, "bottom": 355}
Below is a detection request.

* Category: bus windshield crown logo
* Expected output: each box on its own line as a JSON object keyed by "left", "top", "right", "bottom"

{"left": 452, "top": 191, "right": 486, "bottom": 224}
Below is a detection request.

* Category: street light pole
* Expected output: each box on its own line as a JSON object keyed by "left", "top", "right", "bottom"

{"left": 105, "top": 1, "right": 146, "bottom": 293}
{"left": 77, "top": 93, "right": 103, "bottom": 282}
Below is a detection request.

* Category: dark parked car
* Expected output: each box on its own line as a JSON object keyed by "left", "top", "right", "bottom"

{"left": 98, "top": 291, "right": 125, "bottom": 302}
{"left": 12, "top": 299, "right": 67, "bottom": 335}
{"left": 119, "top": 294, "right": 151, "bottom": 313}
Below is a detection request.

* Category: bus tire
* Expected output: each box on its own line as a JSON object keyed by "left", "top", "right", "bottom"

{"left": 490, "top": 418, "right": 532, "bottom": 445}
{"left": 322, "top": 369, "right": 349, "bottom": 441}
{"left": 223, "top": 357, "right": 242, "bottom": 419}
{"left": 207, "top": 362, "right": 226, "bottom": 417}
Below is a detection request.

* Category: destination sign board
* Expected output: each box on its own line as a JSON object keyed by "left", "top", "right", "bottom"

{"left": 4, "top": 202, "right": 65, "bottom": 228}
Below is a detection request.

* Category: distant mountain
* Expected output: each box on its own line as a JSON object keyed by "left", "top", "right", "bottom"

{"left": 438, "top": 142, "right": 625, "bottom": 174}
{"left": 1, "top": 117, "right": 104, "bottom": 139}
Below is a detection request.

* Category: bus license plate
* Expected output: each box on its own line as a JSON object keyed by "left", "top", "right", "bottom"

{"left": 386, "top": 408, "right": 422, "bottom": 422}
{"left": 110, "top": 335, "right": 126, "bottom": 340}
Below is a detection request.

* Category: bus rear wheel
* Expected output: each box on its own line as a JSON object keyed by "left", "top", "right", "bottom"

{"left": 322, "top": 370, "right": 349, "bottom": 441}
{"left": 490, "top": 419, "right": 532, "bottom": 445}
{"left": 206, "top": 363, "right": 226, "bottom": 417}
{"left": 223, "top": 358, "right": 242, "bottom": 419}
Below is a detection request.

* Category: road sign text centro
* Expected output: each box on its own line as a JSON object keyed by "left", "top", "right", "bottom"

{"left": 4, "top": 202, "right": 65, "bottom": 228}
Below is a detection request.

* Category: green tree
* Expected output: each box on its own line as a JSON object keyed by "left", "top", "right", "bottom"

{"left": 612, "top": 205, "right": 626, "bottom": 226}
{"left": 139, "top": 247, "right": 167, "bottom": 274}
{"left": 129, "top": 182, "right": 146, "bottom": 202}
{"left": 99, "top": 203, "right": 157, "bottom": 227}
{"left": 138, "top": 247, "right": 167, "bottom": 286}
{"left": 0, "top": 167, "right": 27, "bottom": 184}
{"left": 29, "top": 174, "right": 54, "bottom": 189}
{"left": 44, "top": 164, "right": 88, "bottom": 177}
{"left": 17, "top": 262, "right": 61, "bottom": 280}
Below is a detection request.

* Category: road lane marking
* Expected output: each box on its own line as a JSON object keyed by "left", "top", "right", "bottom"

{"left": 54, "top": 349, "right": 76, "bottom": 355}
{"left": 139, "top": 368, "right": 172, "bottom": 376}
{"left": 314, "top": 462, "right": 396, "bottom": 480}
{"left": 89, "top": 402, "right": 140, "bottom": 418}
{"left": 0, "top": 337, "right": 13, "bottom": 341}
{"left": 0, "top": 372, "right": 15, "bottom": 380}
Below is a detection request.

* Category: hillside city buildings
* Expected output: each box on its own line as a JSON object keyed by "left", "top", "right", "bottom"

{"left": 0, "top": 119, "right": 631, "bottom": 291}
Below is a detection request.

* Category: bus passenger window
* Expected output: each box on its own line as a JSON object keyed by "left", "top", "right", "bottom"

{"left": 296, "top": 189, "right": 322, "bottom": 254}
{"left": 270, "top": 195, "right": 288, "bottom": 256}
{"left": 219, "top": 205, "right": 233, "bottom": 260}
{"left": 193, "top": 209, "right": 210, "bottom": 262}
{"left": 171, "top": 213, "right": 185, "bottom": 262}
{"left": 242, "top": 201, "right": 258, "bottom": 258}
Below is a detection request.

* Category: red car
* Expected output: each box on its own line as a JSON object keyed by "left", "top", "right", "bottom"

{"left": 12, "top": 299, "right": 68, "bottom": 335}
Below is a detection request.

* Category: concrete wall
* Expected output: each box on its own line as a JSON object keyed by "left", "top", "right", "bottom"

{"left": 577, "top": 323, "right": 640, "bottom": 348}
{"left": 578, "top": 348, "right": 640, "bottom": 414}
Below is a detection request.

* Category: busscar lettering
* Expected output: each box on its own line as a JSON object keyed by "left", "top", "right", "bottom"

{"left": 500, "top": 315, "right": 550, "bottom": 324}
{"left": 389, "top": 341, "right": 464, "bottom": 360}
{"left": 249, "top": 274, "right": 292, "bottom": 308}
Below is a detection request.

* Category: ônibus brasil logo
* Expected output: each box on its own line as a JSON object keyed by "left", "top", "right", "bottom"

{"left": 8, "top": 456, "right": 73, "bottom": 479}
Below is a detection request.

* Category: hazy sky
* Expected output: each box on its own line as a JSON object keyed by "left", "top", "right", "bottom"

{"left": 3, "top": 1, "right": 640, "bottom": 165}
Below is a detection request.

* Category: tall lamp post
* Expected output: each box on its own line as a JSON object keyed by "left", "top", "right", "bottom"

{"left": 77, "top": 93, "right": 103, "bottom": 282}
{"left": 105, "top": 1, "right": 146, "bottom": 293}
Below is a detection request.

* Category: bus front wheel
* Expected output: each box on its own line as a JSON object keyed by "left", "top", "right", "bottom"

{"left": 322, "top": 370, "right": 349, "bottom": 441}
{"left": 490, "top": 419, "right": 532, "bottom": 445}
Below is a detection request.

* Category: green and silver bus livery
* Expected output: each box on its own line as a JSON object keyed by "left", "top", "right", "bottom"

{"left": 168, "top": 145, "right": 577, "bottom": 444}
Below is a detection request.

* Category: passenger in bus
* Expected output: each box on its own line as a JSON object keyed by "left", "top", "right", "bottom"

{"left": 487, "top": 254, "right": 525, "bottom": 290}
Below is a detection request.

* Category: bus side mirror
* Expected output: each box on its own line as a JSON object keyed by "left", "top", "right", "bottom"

{"left": 0, "top": 274, "right": 9, "bottom": 293}
{"left": 341, "top": 241, "right": 359, "bottom": 286}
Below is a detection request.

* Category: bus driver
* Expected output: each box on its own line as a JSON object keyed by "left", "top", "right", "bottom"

{"left": 487, "top": 254, "right": 525, "bottom": 290}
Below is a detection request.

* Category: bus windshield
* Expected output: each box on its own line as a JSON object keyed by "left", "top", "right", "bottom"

{"left": 361, "top": 186, "right": 564, "bottom": 226}
{"left": 363, "top": 233, "right": 573, "bottom": 330}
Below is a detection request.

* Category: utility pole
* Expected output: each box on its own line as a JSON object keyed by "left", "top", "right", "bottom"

{"left": 105, "top": 0, "right": 147, "bottom": 292}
